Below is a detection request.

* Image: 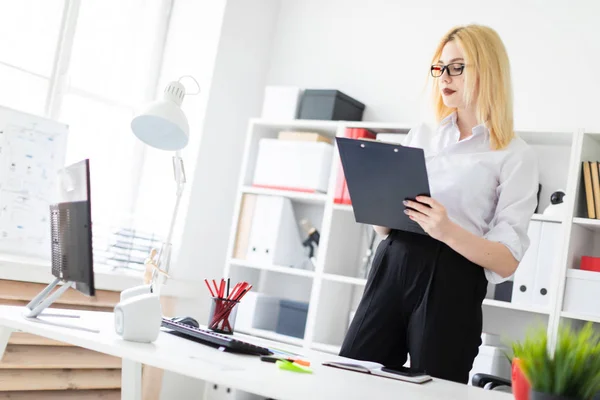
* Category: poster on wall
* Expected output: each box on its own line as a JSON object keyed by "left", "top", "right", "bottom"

{"left": 0, "top": 106, "right": 68, "bottom": 260}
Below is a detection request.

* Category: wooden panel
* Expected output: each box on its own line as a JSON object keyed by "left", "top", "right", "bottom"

{"left": 0, "top": 280, "right": 120, "bottom": 307}
{"left": 8, "top": 333, "right": 70, "bottom": 347}
{"left": 142, "top": 296, "right": 177, "bottom": 400}
{"left": 0, "top": 300, "right": 113, "bottom": 313}
{"left": 0, "top": 345, "right": 121, "bottom": 369}
{"left": 0, "top": 390, "right": 120, "bottom": 399}
{"left": 0, "top": 369, "right": 121, "bottom": 391}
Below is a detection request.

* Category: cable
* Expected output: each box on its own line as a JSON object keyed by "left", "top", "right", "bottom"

{"left": 177, "top": 75, "right": 201, "bottom": 95}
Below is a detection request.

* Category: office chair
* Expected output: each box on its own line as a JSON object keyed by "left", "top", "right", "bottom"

{"left": 472, "top": 374, "right": 600, "bottom": 399}
{"left": 471, "top": 373, "right": 512, "bottom": 392}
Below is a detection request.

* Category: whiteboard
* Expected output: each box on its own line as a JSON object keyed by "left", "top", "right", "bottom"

{"left": 0, "top": 106, "right": 68, "bottom": 260}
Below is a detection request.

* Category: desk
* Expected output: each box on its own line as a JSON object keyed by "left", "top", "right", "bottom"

{"left": 0, "top": 305, "right": 509, "bottom": 400}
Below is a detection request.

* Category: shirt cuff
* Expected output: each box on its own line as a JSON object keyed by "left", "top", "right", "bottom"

{"left": 483, "top": 221, "right": 526, "bottom": 283}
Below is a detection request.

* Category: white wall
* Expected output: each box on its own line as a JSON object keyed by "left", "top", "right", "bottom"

{"left": 266, "top": 0, "right": 600, "bottom": 132}
{"left": 155, "top": 1, "right": 229, "bottom": 398}
{"left": 160, "top": 0, "right": 281, "bottom": 398}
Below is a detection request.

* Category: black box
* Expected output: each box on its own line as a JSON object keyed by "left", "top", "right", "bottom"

{"left": 493, "top": 281, "right": 514, "bottom": 302}
{"left": 298, "top": 89, "right": 365, "bottom": 121}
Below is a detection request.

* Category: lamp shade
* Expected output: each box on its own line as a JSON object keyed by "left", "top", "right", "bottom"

{"left": 131, "top": 81, "right": 190, "bottom": 151}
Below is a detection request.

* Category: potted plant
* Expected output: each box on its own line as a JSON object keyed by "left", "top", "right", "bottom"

{"left": 511, "top": 323, "right": 600, "bottom": 400}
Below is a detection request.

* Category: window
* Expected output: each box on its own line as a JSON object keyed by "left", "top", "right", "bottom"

{"left": 0, "top": 0, "right": 173, "bottom": 271}
{"left": 0, "top": 1, "right": 63, "bottom": 115}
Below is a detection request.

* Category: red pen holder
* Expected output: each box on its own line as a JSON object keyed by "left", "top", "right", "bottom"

{"left": 208, "top": 297, "right": 239, "bottom": 334}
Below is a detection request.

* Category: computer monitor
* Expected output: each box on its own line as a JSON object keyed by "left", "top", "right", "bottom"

{"left": 51, "top": 159, "right": 94, "bottom": 296}
{"left": 24, "top": 159, "right": 95, "bottom": 318}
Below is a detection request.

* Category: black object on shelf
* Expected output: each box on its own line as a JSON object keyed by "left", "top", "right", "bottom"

{"left": 493, "top": 281, "right": 514, "bottom": 302}
{"left": 535, "top": 183, "right": 542, "bottom": 213}
{"left": 297, "top": 89, "right": 365, "bottom": 121}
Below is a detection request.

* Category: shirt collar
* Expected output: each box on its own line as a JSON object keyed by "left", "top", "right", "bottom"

{"left": 441, "top": 112, "right": 489, "bottom": 143}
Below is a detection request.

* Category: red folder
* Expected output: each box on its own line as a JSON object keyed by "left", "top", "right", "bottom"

{"left": 334, "top": 128, "right": 376, "bottom": 204}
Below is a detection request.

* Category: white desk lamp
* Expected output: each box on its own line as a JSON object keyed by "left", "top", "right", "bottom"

{"left": 114, "top": 77, "right": 200, "bottom": 343}
{"left": 128, "top": 76, "right": 200, "bottom": 295}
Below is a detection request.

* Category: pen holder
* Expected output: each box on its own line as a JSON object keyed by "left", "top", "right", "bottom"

{"left": 208, "top": 297, "right": 239, "bottom": 334}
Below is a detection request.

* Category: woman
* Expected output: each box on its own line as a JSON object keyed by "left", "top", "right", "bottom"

{"left": 339, "top": 24, "right": 539, "bottom": 384}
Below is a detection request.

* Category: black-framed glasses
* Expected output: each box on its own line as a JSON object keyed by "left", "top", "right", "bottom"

{"left": 430, "top": 63, "right": 465, "bottom": 78}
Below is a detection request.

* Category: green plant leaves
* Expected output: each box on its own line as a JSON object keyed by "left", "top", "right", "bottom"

{"left": 512, "top": 323, "right": 600, "bottom": 399}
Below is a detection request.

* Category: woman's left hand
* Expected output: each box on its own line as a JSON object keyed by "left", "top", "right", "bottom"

{"left": 404, "top": 196, "right": 456, "bottom": 242}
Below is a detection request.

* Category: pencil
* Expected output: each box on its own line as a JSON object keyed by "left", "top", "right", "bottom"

{"left": 204, "top": 279, "right": 215, "bottom": 297}
{"left": 227, "top": 278, "right": 230, "bottom": 298}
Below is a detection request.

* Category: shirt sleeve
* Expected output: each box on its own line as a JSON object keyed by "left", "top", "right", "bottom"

{"left": 483, "top": 146, "right": 540, "bottom": 284}
{"left": 402, "top": 123, "right": 427, "bottom": 147}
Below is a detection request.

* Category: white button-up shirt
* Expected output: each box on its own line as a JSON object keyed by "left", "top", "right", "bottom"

{"left": 404, "top": 113, "right": 539, "bottom": 283}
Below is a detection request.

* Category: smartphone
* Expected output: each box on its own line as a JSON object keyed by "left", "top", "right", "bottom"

{"left": 381, "top": 366, "right": 427, "bottom": 377}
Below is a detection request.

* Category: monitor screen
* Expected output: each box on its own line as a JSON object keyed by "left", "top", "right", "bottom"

{"left": 50, "top": 159, "right": 94, "bottom": 296}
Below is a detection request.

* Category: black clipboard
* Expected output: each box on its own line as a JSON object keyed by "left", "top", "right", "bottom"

{"left": 336, "top": 137, "right": 430, "bottom": 235}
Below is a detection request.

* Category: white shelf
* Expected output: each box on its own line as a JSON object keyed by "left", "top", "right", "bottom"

{"left": 241, "top": 186, "right": 328, "bottom": 205}
{"left": 229, "top": 258, "right": 315, "bottom": 278}
{"left": 332, "top": 203, "right": 353, "bottom": 212}
{"left": 482, "top": 299, "right": 550, "bottom": 315}
{"left": 531, "top": 213, "right": 562, "bottom": 223}
{"left": 250, "top": 118, "right": 340, "bottom": 135}
{"left": 322, "top": 273, "right": 366, "bottom": 286}
{"left": 560, "top": 311, "right": 600, "bottom": 324}
{"left": 334, "top": 206, "right": 558, "bottom": 225}
{"left": 572, "top": 217, "right": 600, "bottom": 231}
{"left": 237, "top": 327, "right": 305, "bottom": 347}
{"left": 311, "top": 342, "right": 341, "bottom": 354}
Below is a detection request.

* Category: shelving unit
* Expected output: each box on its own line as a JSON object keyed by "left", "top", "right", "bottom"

{"left": 224, "top": 118, "right": 600, "bottom": 354}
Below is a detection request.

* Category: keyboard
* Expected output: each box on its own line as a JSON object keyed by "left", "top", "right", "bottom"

{"left": 161, "top": 318, "right": 273, "bottom": 356}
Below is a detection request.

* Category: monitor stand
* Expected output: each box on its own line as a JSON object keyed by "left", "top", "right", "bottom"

{"left": 23, "top": 278, "right": 100, "bottom": 333}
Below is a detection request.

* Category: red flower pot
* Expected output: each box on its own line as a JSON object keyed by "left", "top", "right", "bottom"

{"left": 513, "top": 358, "right": 530, "bottom": 400}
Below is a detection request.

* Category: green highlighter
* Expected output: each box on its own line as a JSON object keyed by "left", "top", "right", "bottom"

{"left": 276, "top": 360, "right": 313, "bottom": 374}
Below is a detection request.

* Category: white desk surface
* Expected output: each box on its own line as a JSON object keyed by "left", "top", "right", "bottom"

{"left": 0, "top": 305, "right": 509, "bottom": 400}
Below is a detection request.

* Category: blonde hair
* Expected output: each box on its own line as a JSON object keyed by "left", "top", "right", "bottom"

{"left": 431, "top": 25, "right": 514, "bottom": 150}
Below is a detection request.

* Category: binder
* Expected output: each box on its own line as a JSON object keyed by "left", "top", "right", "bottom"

{"left": 511, "top": 221, "right": 542, "bottom": 306}
{"left": 592, "top": 161, "right": 600, "bottom": 218}
{"left": 583, "top": 161, "right": 595, "bottom": 219}
{"left": 532, "top": 222, "right": 561, "bottom": 308}
{"left": 336, "top": 137, "right": 430, "bottom": 235}
{"left": 246, "top": 195, "right": 306, "bottom": 267}
{"left": 233, "top": 194, "right": 257, "bottom": 259}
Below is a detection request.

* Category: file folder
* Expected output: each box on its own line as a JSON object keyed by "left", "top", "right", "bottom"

{"left": 511, "top": 220, "right": 541, "bottom": 306}
{"left": 336, "top": 137, "right": 430, "bottom": 235}
{"left": 246, "top": 195, "right": 306, "bottom": 267}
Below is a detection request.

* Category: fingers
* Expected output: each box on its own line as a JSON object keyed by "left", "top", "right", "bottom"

{"left": 404, "top": 199, "right": 432, "bottom": 216}
{"left": 415, "top": 196, "right": 438, "bottom": 207}
{"left": 404, "top": 207, "right": 427, "bottom": 223}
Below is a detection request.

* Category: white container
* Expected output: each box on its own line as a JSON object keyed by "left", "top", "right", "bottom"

{"left": 253, "top": 139, "right": 333, "bottom": 193}
{"left": 563, "top": 269, "right": 600, "bottom": 317}
{"left": 469, "top": 345, "right": 511, "bottom": 385}
{"left": 235, "top": 292, "right": 281, "bottom": 332}
{"left": 376, "top": 133, "right": 407, "bottom": 144}
{"left": 261, "top": 86, "right": 303, "bottom": 120}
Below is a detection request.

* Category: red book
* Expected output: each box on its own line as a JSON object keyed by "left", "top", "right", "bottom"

{"left": 340, "top": 128, "right": 376, "bottom": 205}
{"left": 334, "top": 129, "right": 355, "bottom": 204}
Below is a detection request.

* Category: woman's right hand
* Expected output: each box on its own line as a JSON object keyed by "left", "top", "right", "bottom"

{"left": 373, "top": 225, "right": 391, "bottom": 237}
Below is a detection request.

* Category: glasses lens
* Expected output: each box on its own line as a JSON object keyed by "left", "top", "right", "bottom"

{"left": 448, "top": 64, "right": 465, "bottom": 76}
{"left": 430, "top": 65, "right": 443, "bottom": 77}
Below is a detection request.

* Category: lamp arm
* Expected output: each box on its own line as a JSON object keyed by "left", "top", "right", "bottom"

{"left": 165, "top": 151, "right": 186, "bottom": 247}
{"left": 150, "top": 152, "right": 186, "bottom": 293}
